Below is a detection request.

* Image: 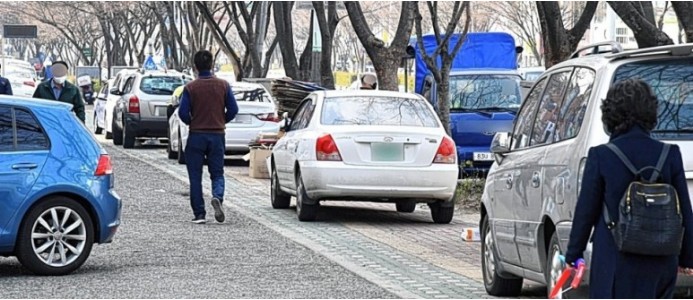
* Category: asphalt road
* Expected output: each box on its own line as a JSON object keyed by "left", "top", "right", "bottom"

{"left": 0, "top": 142, "right": 396, "bottom": 298}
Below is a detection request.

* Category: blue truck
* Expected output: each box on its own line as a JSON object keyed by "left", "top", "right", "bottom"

{"left": 408, "top": 32, "right": 523, "bottom": 177}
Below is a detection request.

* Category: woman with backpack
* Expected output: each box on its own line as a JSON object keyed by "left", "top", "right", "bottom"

{"left": 565, "top": 78, "right": 693, "bottom": 298}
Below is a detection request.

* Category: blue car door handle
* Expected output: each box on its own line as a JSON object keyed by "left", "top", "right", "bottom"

{"left": 12, "top": 163, "right": 38, "bottom": 170}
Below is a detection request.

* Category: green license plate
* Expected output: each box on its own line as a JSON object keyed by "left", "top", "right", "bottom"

{"left": 371, "top": 143, "right": 404, "bottom": 161}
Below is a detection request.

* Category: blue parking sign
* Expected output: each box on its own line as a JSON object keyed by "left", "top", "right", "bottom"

{"left": 143, "top": 56, "right": 158, "bottom": 71}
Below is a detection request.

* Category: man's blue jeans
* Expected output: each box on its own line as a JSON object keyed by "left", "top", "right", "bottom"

{"left": 185, "top": 132, "right": 225, "bottom": 218}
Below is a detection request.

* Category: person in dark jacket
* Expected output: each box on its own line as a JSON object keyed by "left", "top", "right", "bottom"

{"left": 32, "top": 61, "right": 85, "bottom": 123}
{"left": 178, "top": 50, "right": 239, "bottom": 224}
{"left": 565, "top": 78, "right": 693, "bottom": 298}
{"left": 0, "top": 64, "right": 13, "bottom": 95}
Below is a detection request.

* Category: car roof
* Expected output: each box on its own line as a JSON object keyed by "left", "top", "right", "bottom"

{"left": 317, "top": 89, "right": 423, "bottom": 100}
{"left": 229, "top": 81, "right": 265, "bottom": 90}
{"left": 548, "top": 43, "right": 693, "bottom": 72}
{"left": 0, "top": 96, "right": 72, "bottom": 111}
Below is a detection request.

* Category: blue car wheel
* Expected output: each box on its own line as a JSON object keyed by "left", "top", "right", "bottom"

{"left": 16, "top": 196, "right": 94, "bottom": 276}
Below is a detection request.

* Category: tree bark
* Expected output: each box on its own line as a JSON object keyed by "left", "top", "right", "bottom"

{"left": 273, "top": 2, "right": 300, "bottom": 80}
{"left": 345, "top": 1, "right": 416, "bottom": 91}
{"left": 672, "top": 1, "right": 693, "bottom": 43}
{"left": 537, "top": 1, "right": 598, "bottom": 67}
{"left": 608, "top": 1, "right": 674, "bottom": 48}
{"left": 313, "top": 1, "right": 338, "bottom": 89}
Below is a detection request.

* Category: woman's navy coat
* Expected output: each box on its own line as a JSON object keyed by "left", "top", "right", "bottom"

{"left": 565, "top": 126, "right": 693, "bottom": 298}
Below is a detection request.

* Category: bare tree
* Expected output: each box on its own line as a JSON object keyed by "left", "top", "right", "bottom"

{"left": 345, "top": 1, "right": 416, "bottom": 91}
{"left": 672, "top": 2, "right": 693, "bottom": 43}
{"left": 491, "top": 2, "right": 543, "bottom": 66}
{"left": 608, "top": 1, "right": 674, "bottom": 47}
{"left": 536, "top": 1, "right": 598, "bottom": 67}
{"left": 414, "top": 2, "right": 471, "bottom": 134}
{"left": 312, "top": 1, "right": 339, "bottom": 89}
{"left": 273, "top": 2, "right": 314, "bottom": 81}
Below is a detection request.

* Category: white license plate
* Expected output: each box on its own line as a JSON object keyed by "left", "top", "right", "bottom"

{"left": 473, "top": 152, "right": 494, "bottom": 161}
{"left": 371, "top": 143, "right": 404, "bottom": 161}
{"left": 230, "top": 115, "right": 252, "bottom": 124}
{"left": 155, "top": 106, "right": 167, "bottom": 117}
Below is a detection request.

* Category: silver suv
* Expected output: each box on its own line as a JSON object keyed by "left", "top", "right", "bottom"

{"left": 480, "top": 42, "right": 693, "bottom": 297}
{"left": 111, "top": 70, "right": 191, "bottom": 148}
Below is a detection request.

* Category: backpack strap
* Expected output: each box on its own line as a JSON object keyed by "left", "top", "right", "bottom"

{"left": 605, "top": 143, "right": 639, "bottom": 175}
{"left": 649, "top": 144, "right": 670, "bottom": 183}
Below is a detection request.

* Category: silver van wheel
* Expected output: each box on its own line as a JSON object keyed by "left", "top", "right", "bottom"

{"left": 483, "top": 226, "right": 497, "bottom": 283}
{"left": 31, "top": 207, "right": 87, "bottom": 267}
{"left": 548, "top": 234, "right": 565, "bottom": 299}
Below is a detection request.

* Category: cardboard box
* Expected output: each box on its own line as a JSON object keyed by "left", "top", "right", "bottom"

{"left": 249, "top": 147, "right": 272, "bottom": 179}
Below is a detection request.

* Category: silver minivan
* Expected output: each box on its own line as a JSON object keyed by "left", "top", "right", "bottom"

{"left": 480, "top": 42, "right": 693, "bottom": 297}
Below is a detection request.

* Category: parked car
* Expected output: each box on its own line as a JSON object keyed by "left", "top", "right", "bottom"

{"left": 0, "top": 96, "right": 121, "bottom": 275}
{"left": 4, "top": 65, "right": 38, "bottom": 97}
{"left": 93, "top": 81, "right": 111, "bottom": 134}
{"left": 270, "top": 90, "right": 458, "bottom": 223}
{"left": 111, "top": 70, "right": 191, "bottom": 149}
{"left": 168, "top": 81, "right": 280, "bottom": 164}
{"left": 104, "top": 69, "right": 139, "bottom": 139}
{"left": 480, "top": 42, "right": 693, "bottom": 297}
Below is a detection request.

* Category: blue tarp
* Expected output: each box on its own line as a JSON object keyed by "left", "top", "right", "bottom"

{"left": 409, "top": 32, "right": 518, "bottom": 94}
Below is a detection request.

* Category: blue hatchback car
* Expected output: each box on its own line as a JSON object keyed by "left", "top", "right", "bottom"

{"left": 0, "top": 97, "right": 121, "bottom": 275}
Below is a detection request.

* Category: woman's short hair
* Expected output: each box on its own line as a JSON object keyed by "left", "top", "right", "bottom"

{"left": 601, "top": 78, "right": 658, "bottom": 134}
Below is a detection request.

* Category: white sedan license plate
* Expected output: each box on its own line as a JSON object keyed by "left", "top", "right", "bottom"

{"left": 230, "top": 115, "right": 252, "bottom": 124}
{"left": 371, "top": 143, "right": 404, "bottom": 161}
{"left": 473, "top": 152, "right": 494, "bottom": 161}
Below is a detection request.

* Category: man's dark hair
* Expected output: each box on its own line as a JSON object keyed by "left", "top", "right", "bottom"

{"left": 52, "top": 61, "right": 69, "bottom": 69}
{"left": 601, "top": 78, "right": 658, "bottom": 134}
{"left": 193, "top": 50, "right": 214, "bottom": 72}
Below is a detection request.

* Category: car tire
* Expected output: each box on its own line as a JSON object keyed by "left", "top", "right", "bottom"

{"left": 481, "top": 215, "right": 523, "bottom": 296}
{"left": 546, "top": 231, "right": 576, "bottom": 298}
{"left": 396, "top": 201, "right": 416, "bottom": 213}
{"left": 296, "top": 172, "right": 318, "bottom": 222}
{"left": 122, "top": 115, "right": 136, "bottom": 149}
{"left": 271, "top": 164, "right": 291, "bottom": 209}
{"left": 429, "top": 201, "right": 454, "bottom": 224}
{"left": 112, "top": 115, "right": 123, "bottom": 146}
{"left": 15, "top": 196, "right": 95, "bottom": 276}
{"left": 177, "top": 132, "right": 186, "bottom": 165}
{"left": 93, "top": 113, "right": 103, "bottom": 135}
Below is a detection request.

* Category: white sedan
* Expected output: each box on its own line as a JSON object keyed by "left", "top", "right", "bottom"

{"left": 270, "top": 90, "right": 459, "bottom": 223}
{"left": 168, "top": 81, "right": 280, "bottom": 164}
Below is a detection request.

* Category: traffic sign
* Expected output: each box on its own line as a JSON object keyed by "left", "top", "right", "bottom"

{"left": 3, "top": 25, "right": 37, "bottom": 38}
{"left": 82, "top": 48, "right": 92, "bottom": 58}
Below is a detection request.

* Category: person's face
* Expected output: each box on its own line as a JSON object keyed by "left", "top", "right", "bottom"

{"left": 52, "top": 64, "right": 68, "bottom": 84}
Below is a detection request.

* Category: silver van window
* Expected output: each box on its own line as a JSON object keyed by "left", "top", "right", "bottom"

{"left": 512, "top": 78, "right": 547, "bottom": 150}
{"left": 554, "top": 68, "right": 595, "bottom": 142}
{"left": 530, "top": 71, "right": 571, "bottom": 146}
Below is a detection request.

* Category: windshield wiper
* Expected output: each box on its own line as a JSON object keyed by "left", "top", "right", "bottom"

{"left": 476, "top": 106, "right": 518, "bottom": 114}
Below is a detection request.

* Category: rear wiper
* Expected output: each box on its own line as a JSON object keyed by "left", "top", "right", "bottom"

{"left": 449, "top": 107, "right": 492, "bottom": 117}
{"left": 148, "top": 88, "right": 174, "bottom": 94}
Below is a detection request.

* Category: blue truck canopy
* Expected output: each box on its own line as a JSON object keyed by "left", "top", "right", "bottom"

{"left": 409, "top": 32, "right": 519, "bottom": 94}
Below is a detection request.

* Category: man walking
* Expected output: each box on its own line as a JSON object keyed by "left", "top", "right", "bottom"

{"left": 0, "top": 64, "right": 13, "bottom": 95}
{"left": 32, "top": 61, "right": 85, "bottom": 123}
{"left": 178, "top": 50, "right": 238, "bottom": 224}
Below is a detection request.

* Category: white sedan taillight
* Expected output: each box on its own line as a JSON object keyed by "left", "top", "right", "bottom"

{"left": 255, "top": 113, "right": 280, "bottom": 122}
{"left": 433, "top": 137, "right": 456, "bottom": 164}
{"left": 316, "top": 134, "right": 342, "bottom": 161}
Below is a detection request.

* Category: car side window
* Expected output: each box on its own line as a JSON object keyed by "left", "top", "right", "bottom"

{"left": 512, "top": 77, "right": 547, "bottom": 150}
{"left": 290, "top": 99, "right": 315, "bottom": 131}
{"left": 289, "top": 101, "right": 309, "bottom": 131}
{"left": 122, "top": 77, "right": 135, "bottom": 94}
{"left": 111, "top": 76, "right": 122, "bottom": 94}
{"left": 15, "top": 109, "right": 49, "bottom": 151}
{"left": 554, "top": 68, "right": 595, "bottom": 142}
{"left": 530, "top": 70, "right": 571, "bottom": 146}
{"left": 0, "top": 106, "right": 13, "bottom": 151}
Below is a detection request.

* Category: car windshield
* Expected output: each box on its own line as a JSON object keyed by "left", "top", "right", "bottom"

{"left": 321, "top": 96, "right": 439, "bottom": 127}
{"left": 233, "top": 88, "right": 271, "bottom": 102}
{"left": 140, "top": 76, "right": 186, "bottom": 95}
{"left": 613, "top": 59, "right": 693, "bottom": 139}
{"left": 449, "top": 74, "right": 522, "bottom": 111}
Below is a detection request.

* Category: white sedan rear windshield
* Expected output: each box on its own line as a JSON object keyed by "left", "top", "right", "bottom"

{"left": 321, "top": 96, "right": 439, "bottom": 127}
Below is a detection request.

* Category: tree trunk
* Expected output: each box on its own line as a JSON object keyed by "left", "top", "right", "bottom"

{"left": 273, "top": 2, "right": 300, "bottom": 80}
{"left": 608, "top": 1, "right": 674, "bottom": 48}
{"left": 672, "top": 1, "right": 693, "bottom": 43}
{"left": 345, "top": 1, "right": 416, "bottom": 91}
{"left": 537, "top": 1, "right": 598, "bottom": 67}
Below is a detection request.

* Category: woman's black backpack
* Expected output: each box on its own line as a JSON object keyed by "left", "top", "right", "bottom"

{"left": 602, "top": 143, "right": 684, "bottom": 256}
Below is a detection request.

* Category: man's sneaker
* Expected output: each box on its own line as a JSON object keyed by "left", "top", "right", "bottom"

{"left": 211, "top": 198, "right": 225, "bottom": 223}
{"left": 191, "top": 217, "right": 206, "bottom": 224}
